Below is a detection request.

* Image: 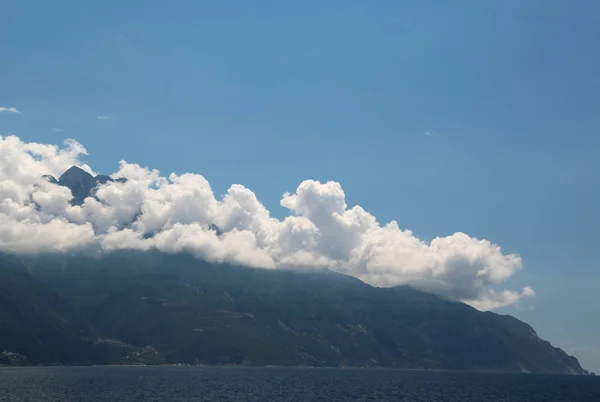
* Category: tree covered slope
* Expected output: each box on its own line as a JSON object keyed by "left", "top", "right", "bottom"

{"left": 0, "top": 251, "right": 588, "bottom": 374}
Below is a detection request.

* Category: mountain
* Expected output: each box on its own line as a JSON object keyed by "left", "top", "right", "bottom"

{"left": 0, "top": 251, "right": 588, "bottom": 374}
{"left": 43, "top": 166, "right": 127, "bottom": 205}
{"left": 0, "top": 254, "right": 144, "bottom": 366}
{"left": 58, "top": 166, "right": 99, "bottom": 205}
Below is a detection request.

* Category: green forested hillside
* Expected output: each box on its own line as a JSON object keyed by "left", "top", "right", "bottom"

{"left": 0, "top": 251, "right": 588, "bottom": 374}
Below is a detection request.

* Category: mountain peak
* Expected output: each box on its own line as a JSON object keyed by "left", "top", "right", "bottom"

{"left": 48, "top": 167, "right": 127, "bottom": 206}
{"left": 58, "top": 166, "right": 93, "bottom": 182}
{"left": 58, "top": 166, "right": 97, "bottom": 205}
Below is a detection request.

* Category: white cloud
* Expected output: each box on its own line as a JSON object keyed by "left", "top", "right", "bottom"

{"left": 422, "top": 131, "right": 433, "bottom": 136}
{"left": 468, "top": 287, "right": 536, "bottom": 310}
{"left": 52, "top": 128, "right": 64, "bottom": 132}
{"left": 0, "top": 134, "right": 534, "bottom": 310}
{"left": 0, "top": 106, "right": 22, "bottom": 114}
{"left": 96, "top": 115, "right": 112, "bottom": 120}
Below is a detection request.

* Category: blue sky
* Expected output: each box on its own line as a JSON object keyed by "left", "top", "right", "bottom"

{"left": 2, "top": 1, "right": 599, "bottom": 371}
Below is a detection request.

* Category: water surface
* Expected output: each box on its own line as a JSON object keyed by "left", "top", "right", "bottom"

{"left": 1, "top": 366, "right": 598, "bottom": 401}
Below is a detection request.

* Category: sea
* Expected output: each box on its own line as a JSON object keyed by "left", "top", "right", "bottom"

{"left": 0, "top": 366, "right": 598, "bottom": 401}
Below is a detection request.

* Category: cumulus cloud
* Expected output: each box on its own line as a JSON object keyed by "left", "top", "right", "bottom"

{"left": 0, "top": 135, "right": 534, "bottom": 310}
{"left": 468, "top": 287, "right": 536, "bottom": 311}
{"left": 0, "top": 106, "right": 22, "bottom": 114}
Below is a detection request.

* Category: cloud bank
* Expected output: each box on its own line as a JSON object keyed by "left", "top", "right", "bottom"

{"left": 0, "top": 135, "right": 533, "bottom": 310}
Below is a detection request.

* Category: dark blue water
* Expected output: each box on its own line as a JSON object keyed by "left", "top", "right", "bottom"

{"left": 0, "top": 366, "right": 598, "bottom": 401}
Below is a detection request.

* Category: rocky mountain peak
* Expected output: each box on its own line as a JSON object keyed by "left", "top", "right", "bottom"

{"left": 58, "top": 166, "right": 94, "bottom": 183}
{"left": 45, "top": 166, "right": 127, "bottom": 206}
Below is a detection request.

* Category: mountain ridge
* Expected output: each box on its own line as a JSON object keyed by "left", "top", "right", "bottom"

{"left": 0, "top": 251, "right": 589, "bottom": 374}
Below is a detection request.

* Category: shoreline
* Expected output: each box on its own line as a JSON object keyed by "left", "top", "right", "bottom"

{"left": 0, "top": 364, "right": 594, "bottom": 376}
